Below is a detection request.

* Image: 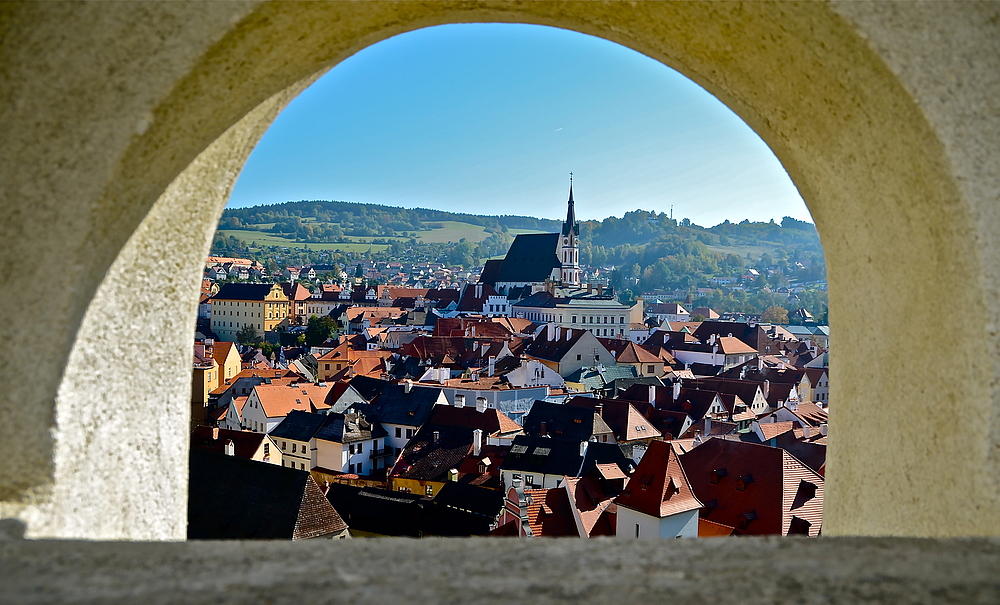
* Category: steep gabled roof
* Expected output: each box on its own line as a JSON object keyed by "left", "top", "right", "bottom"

{"left": 494, "top": 233, "right": 561, "bottom": 284}
{"left": 617, "top": 341, "right": 662, "bottom": 364}
{"left": 523, "top": 487, "right": 576, "bottom": 537}
{"left": 188, "top": 449, "right": 347, "bottom": 540}
{"left": 615, "top": 440, "right": 702, "bottom": 518}
{"left": 390, "top": 424, "right": 474, "bottom": 483}
{"left": 678, "top": 438, "right": 824, "bottom": 536}
{"left": 353, "top": 383, "right": 442, "bottom": 427}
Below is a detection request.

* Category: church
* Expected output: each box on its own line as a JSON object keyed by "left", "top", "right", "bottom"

{"left": 479, "top": 180, "right": 643, "bottom": 339}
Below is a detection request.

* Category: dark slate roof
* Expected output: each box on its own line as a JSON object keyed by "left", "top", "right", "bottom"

{"left": 500, "top": 434, "right": 631, "bottom": 478}
{"left": 479, "top": 259, "right": 504, "bottom": 287}
{"left": 325, "top": 483, "right": 426, "bottom": 537}
{"left": 213, "top": 283, "right": 279, "bottom": 301}
{"left": 190, "top": 426, "right": 268, "bottom": 459}
{"left": 524, "top": 327, "right": 589, "bottom": 363}
{"left": 692, "top": 321, "right": 767, "bottom": 351}
{"left": 347, "top": 375, "right": 392, "bottom": 402}
{"left": 422, "top": 482, "right": 504, "bottom": 537}
{"left": 522, "top": 400, "right": 611, "bottom": 442}
{"left": 352, "top": 383, "right": 442, "bottom": 427}
{"left": 188, "top": 449, "right": 347, "bottom": 540}
{"left": 390, "top": 424, "right": 474, "bottom": 483}
{"left": 494, "top": 233, "right": 560, "bottom": 284}
{"left": 269, "top": 410, "right": 331, "bottom": 442}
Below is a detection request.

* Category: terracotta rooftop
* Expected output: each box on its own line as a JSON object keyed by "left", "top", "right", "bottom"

{"left": 615, "top": 440, "right": 702, "bottom": 519}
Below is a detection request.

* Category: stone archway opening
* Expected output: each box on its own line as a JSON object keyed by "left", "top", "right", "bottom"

{"left": 2, "top": 2, "right": 995, "bottom": 541}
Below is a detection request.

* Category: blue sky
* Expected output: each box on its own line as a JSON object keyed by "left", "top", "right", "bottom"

{"left": 228, "top": 24, "right": 811, "bottom": 227}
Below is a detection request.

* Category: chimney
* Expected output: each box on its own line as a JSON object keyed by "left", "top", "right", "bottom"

{"left": 475, "top": 283, "right": 483, "bottom": 299}
{"left": 476, "top": 397, "right": 488, "bottom": 413}
{"left": 704, "top": 417, "right": 712, "bottom": 436}
{"left": 580, "top": 440, "right": 589, "bottom": 457}
{"left": 539, "top": 421, "right": 547, "bottom": 436}
{"left": 194, "top": 343, "right": 206, "bottom": 358}
{"left": 224, "top": 440, "right": 235, "bottom": 456}
{"left": 547, "top": 322, "right": 555, "bottom": 341}
{"left": 555, "top": 326, "right": 561, "bottom": 341}
{"left": 439, "top": 368, "right": 448, "bottom": 385}
{"left": 595, "top": 404, "right": 603, "bottom": 418}
{"left": 404, "top": 380, "right": 413, "bottom": 393}
{"left": 673, "top": 380, "right": 682, "bottom": 402}
{"left": 763, "top": 380, "right": 770, "bottom": 399}
{"left": 448, "top": 468, "right": 459, "bottom": 482}
{"left": 648, "top": 384, "right": 657, "bottom": 405}
{"left": 803, "top": 425, "right": 811, "bottom": 439}
{"left": 488, "top": 356, "right": 496, "bottom": 377}
{"left": 454, "top": 394, "right": 465, "bottom": 408}
{"left": 820, "top": 423, "right": 828, "bottom": 436}
{"left": 566, "top": 328, "right": 572, "bottom": 339}
{"left": 473, "top": 428, "right": 483, "bottom": 457}
{"left": 211, "top": 427, "right": 219, "bottom": 440}
{"left": 433, "top": 430, "right": 440, "bottom": 444}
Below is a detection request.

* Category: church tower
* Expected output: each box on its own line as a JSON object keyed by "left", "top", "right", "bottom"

{"left": 560, "top": 175, "right": 581, "bottom": 286}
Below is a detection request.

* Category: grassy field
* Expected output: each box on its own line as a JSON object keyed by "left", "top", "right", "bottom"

{"left": 216, "top": 229, "right": 389, "bottom": 252}
{"left": 414, "top": 221, "right": 491, "bottom": 243}
{"left": 220, "top": 219, "right": 543, "bottom": 249}
{"left": 706, "top": 243, "right": 774, "bottom": 259}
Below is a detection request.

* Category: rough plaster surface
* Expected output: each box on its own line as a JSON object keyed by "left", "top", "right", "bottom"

{"left": 2, "top": 536, "right": 1000, "bottom": 604}
{"left": 0, "top": 1, "right": 998, "bottom": 539}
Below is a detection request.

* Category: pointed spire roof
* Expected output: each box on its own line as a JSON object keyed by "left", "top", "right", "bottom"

{"left": 562, "top": 175, "right": 580, "bottom": 236}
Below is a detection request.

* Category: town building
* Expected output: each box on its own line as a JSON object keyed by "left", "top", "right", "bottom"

{"left": 210, "top": 283, "right": 290, "bottom": 341}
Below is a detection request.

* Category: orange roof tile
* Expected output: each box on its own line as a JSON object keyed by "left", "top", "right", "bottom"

{"left": 253, "top": 383, "right": 334, "bottom": 418}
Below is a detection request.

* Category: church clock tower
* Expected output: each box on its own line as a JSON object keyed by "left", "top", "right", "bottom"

{"left": 560, "top": 174, "right": 581, "bottom": 286}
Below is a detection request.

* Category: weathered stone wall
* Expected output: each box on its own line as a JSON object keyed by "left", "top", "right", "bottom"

{"left": 0, "top": 1, "right": 997, "bottom": 539}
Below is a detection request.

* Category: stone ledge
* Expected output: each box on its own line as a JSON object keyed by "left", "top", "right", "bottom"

{"left": 2, "top": 536, "right": 998, "bottom": 604}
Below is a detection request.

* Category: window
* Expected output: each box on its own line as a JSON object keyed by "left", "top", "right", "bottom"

{"left": 647, "top": 365, "right": 655, "bottom": 374}
{"left": 292, "top": 443, "right": 297, "bottom": 453}
{"left": 395, "top": 427, "right": 402, "bottom": 438}
{"left": 348, "top": 444, "right": 354, "bottom": 455}
{"left": 620, "top": 317, "right": 625, "bottom": 324}
{"left": 425, "top": 485, "right": 434, "bottom": 496}
{"left": 300, "top": 463, "right": 305, "bottom": 470}
{"left": 406, "top": 428, "right": 414, "bottom": 439}
{"left": 525, "top": 474, "right": 534, "bottom": 486}
{"left": 357, "top": 443, "right": 363, "bottom": 453}
{"left": 281, "top": 441, "right": 286, "bottom": 450}
{"left": 635, "top": 524, "right": 640, "bottom": 538}
{"left": 263, "top": 443, "right": 269, "bottom": 456}
{"left": 349, "top": 463, "right": 355, "bottom": 473}
{"left": 572, "top": 315, "right": 577, "bottom": 323}
{"left": 577, "top": 355, "right": 582, "bottom": 361}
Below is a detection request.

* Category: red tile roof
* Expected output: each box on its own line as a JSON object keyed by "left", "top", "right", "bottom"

{"left": 615, "top": 440, "right": 702, "bottom": 518}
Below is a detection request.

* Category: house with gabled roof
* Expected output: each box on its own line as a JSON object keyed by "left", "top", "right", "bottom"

{"left": 346, "top": 381, "right": 448, "bottom": 459}
{"left": 679, "top": 438, "right": 824, "bottom": 536}
{"left": 614, "top": 440, "right": 703, "bottom": 539}
{"left": 210, "top": 282, "right": 290, "bottom": 342}
{"left": 241, "top": 381, "right": 335, "bottom": 434}
{"left": 524, "top": 324, "right": 616, "bottom": 378}
{"left": 615, "top": 341, "right": 666, "bottom": 377}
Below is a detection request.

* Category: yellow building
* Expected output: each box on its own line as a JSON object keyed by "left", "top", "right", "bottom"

{"left": 210, "top": 283, "right": 290, "bottom": 342}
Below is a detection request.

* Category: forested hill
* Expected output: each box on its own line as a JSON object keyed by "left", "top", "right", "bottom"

{"left": 213, "top": 200, "right": 826, "bottom": 314}
{"left": 220, "top": 200, "right": 561, "bottom": 236}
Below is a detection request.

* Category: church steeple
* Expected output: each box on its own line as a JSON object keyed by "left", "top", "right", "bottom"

{"left": 562, "top": 173, "right": 580, "bottom": 236}
{"left": 559, "top": 173, "right": 581, "bottom": 286}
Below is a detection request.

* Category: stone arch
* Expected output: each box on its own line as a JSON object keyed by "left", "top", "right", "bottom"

{"left": 1, "top": 2, "right": 997, "bottom": 539}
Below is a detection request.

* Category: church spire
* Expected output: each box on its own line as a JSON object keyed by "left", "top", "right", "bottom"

{"left": 562, "top": 173, "right": 579, "bottom": 236}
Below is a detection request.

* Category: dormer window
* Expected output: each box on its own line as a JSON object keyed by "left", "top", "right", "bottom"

{"left": 710, "top": 468, "right": 727, "bottom": 484}
{"left": 738, "top": 510, "right": 757, "bottom": 530}
{"left": 736, "top": 474, "right": 754, "bottom": 491}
